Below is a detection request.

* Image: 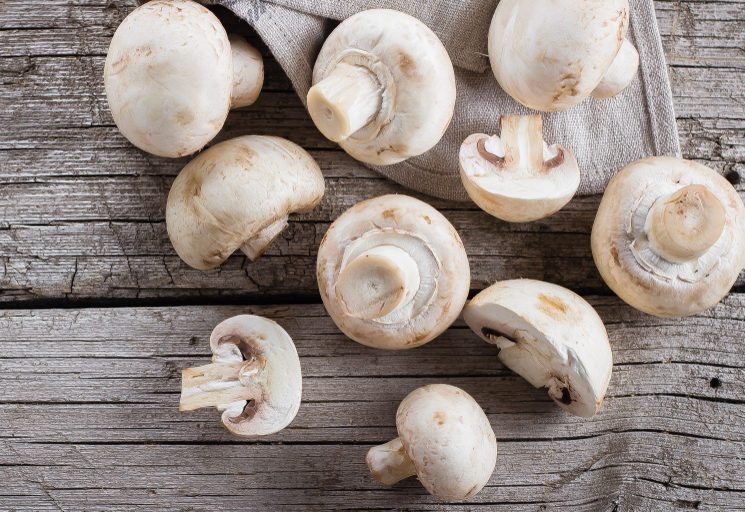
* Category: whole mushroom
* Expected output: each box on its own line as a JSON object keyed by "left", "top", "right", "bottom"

{"left": 488, "top": 0, "right": 639, "bottom": 112}
{"left": 307, "top": 9, "right": 456, "bottom": 165}
{"left": 367, "top": 384, "right": 497, "bottom": 502}
{"left": 592, "top": 156, "right": 745, "bottom": 317}
{"left": 317, "top": 195, "right": 470, "bottom": 350}
{"left": 459, "top": 115, "right": 580, "bottom": 222}
{"left": 180, "top": 315, "right": 302, "bottom": 436}
{"left": 104, "top": 0, "right": 264, "bottom": 158}
{"left": 166, "top": 135, "right": 325, "bottom": 270}
{"left": 463, "top": 279, "right": 613, "bottom": 417}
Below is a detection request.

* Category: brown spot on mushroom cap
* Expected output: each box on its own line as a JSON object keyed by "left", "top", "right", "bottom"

{"left": 382, "top": 209, "right": 396, "bottom": 220}
{"left": 537, "top": 293, "right": 569, "bottom": 319}
{"left": 433, "top": 411, "right": 447, "bottom": 426}
{"left": 175, "top": 109, "right": 195, "bottom": 126}
{"left": 423, "top": 215, "right": 432, "bottom": 225}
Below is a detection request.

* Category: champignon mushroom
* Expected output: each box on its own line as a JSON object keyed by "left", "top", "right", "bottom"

{"left": 104, "top": 0, "right": 264, "bottom": 158}
{"left": 459, "top": 115, "right": 580, "bottom": 222}
{"left": 317, "top": 195, "right": 470, "bottom": 350}
{"left": 488, "top": 0, "right": 639, "bottom": 112}
{"left": 367, "top": 384, "right": 497, "bottom": 501}
{"left": 166, "top": 135, "right": 325, "bottom": 270}
{"left": 179, "top": 315, "right": 302, "bottom": 436}
{"left": 307, "top": 9, "right": 456, "bottom": 165}
{"left": 592, "top": 156, "right": 745, "bottom": 317}
{"left": 463, "top": 279, "right": 613, "bottom": 417}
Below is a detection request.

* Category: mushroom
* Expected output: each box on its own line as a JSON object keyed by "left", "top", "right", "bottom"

{"left": 104, "top": 0, "right": 264, "bottom": 158}
{"left": 488, "top": 0, "right": 639, "bottom": 112}
{"left": 166, "top": 135, "right": 325, "bottom": 270}
{"left": 463, "top": 279, "right": 613, "bottom": 417}
{"left": 592, "top": 156, "right": 745, "bottom": 317}
{"left": 459, "top": 115, "right": 580, "bottom": 223}
{"left": 317, "top": 195, "right": 470, "bottom": 350}
{"left": 179, "top": 315, "right": 302, "bottom": 436}
{"left": 307, "top": 9, "right": 456, "bottom": 165}
{"left": 367, "top": 384, "right": 497, "bottom": 501}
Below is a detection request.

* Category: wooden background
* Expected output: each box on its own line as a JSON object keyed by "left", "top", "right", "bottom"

{"left": 1, "top": 1, "right": 744, "bottom": 510}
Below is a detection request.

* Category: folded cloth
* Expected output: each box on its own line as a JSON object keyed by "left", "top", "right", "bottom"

{"left": 211, "top": 0, "right": 681, "bottom": 201}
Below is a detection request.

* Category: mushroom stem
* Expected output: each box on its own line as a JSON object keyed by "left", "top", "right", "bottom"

{"left": 240, "top": 216, "right": 289, "bottom": 261}
{"left": 500, "top": 115, "right": 550, "bottom": 171}
{"left": 592, "top": 39, "right": 640, "bottom": 99}
{"left": 335, "top": 245, "right": 420, "bottom": 320}
{"left": 366, "top": 438, "right": 417, "bottom": 485}
{"left": 307, "top": 62, "right": 382, "bottom": 143}
{"left": 179, "top": 360, "right": 259, "bottom": 412}
{"left": 229, "top": 34, "right": 264, "bottom": 109}
{"left": 646, "top": 184, "right": 726, "bottom": 263}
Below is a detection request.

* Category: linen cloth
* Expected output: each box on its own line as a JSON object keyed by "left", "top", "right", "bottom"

{"left": 211, "top": 0, "right": 680, "bottom": 201}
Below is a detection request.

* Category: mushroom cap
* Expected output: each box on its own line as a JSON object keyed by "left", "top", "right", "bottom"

{"left": 459, "top": 117, "right": 580, "bottom": 223}
{"left": 208, "top": 315, "right": 302, "bottom": 436}
{"left": 166, "top": 135, "right": 325, "bottom": 270}
{"left": 311, "top": 9, "right": 456, "bottom": 165}
{"left": 396, "top": 384, "right": 497, "bottom": 501}
{"left": 592, "top": 156, "right": 745, "bottom": 317}
{"left": 488, "top": 0, "right": 630, "bottom": 112}
{"left": 317, "top": 194, "right": 470, "bottom": 350}
{"left": 464, "top": 279, "right": 613, "bottom": 417}
{"left": 104, "top": 0, "right": 234, "bottom": 157}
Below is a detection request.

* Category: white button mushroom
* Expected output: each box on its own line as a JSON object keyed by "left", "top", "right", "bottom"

{"left": 307, "top": 9, "right": 456, "bottom": 165}
{"left": 317, "top": 195, "right": 470, "bottom": 350}
{"left": 463, "top": 279, "right": 613, "bottom": 417}
{"left": 179, "top": 315, "right": 302, "bottom": 436}
{"left": 488, "top": 0, "right": 640, "bottom": 112}
{"left": 104, "top": 0, "right": 264, "bottom": 158}
{"left": 592, "top": 156, "right": 745, "bottom": 318}
{"left": 459, "top": 115, "right": 580, "bottom": 223}
{"left": 166, "top": 135, "right": 325, "bottom": 270}
{"left": 367, "top": 384, "right": 497, "bottom": 502}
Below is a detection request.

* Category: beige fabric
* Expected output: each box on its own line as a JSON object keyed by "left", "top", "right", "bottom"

{"left": 212, "top": 0, "right": 681, "bottom": 201}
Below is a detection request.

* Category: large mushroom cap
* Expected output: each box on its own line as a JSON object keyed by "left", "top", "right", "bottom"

{"left": 395, "top": 384, "right": 497, "bottom": 501}
{"left": 592, "top": 156, "right": 745, "bottom": 317}
{"left": 464, "top": 279, "right": 613, "bottom": 417}
{"left": 308, "top": 9, "right": 456, "bottom": 165}
{"left": 166, "top": 135, "right": 325, "bottom": 270}
{"left": 317, "top": 195, "right": 470, "bottom": 350}
{"left": 180, "top": 315, "right": 302, "bottom": 436}
{"left": 488, "top": 0, "right": 638, "bottom": 112}
{"left": 459, "top": 115, "right": 580, "bottom": 223}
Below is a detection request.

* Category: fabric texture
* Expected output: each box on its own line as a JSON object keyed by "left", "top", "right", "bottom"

{"left": 213, "top": 0, "right": 681, "bottom": 201}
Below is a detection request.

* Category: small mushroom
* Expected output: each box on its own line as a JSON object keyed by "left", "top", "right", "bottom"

{"left": 179, "top": 315, "right": 302, "bottom": 436}
{"left": 488, "top": 0, "right": 639, "bottom": 112}
{"left": 317, "top": 195, "right": 470, "bottom": 350}
{"left": 307, "top": 9, "right": 456, "bottom": 165}
{"left": 592, "top": 156, "right": 745, "bottom": 317}
{"left": 459, "top": 115, "right": 580, "bottom": 223}
{"left": 367, "top": 384, "right": 497, "bottom": 501}
{"left": 463, "top": 279, "right": 613, "bottom": 417}
{"left": 166, "top": 135, "right": 325, "bottom": 270}
{"left": 104, "top": 0, "right": 264, "bottom": 158}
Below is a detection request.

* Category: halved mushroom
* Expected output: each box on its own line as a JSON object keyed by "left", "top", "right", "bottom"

{"left": 488, "top": 0, "right": 639, "bottom": 112}
{"left": 166, "top": 135, "right": 325, "bottom": 270}
{"left": 463, "top": 279, "right": 613, "bottom": 417}
{"left": 367, "top": 384, "right": 497, "bottom": 502}
{"left": 307, "top": 9, "right": 456, "bottom": 165}
{"left": 104, "top": 0, "right": 264, "bottom": 158}
{"left": 317, "top": 195, "right": 470, "bottom": 350}
{"left": 459, "top": 115, "right": 580, "bottom": 222}
{"left": 592, "top": 156, "right": 745, "bottom": 317}
{"left": 180, "top": 315, "right": 302, "bottom": 436}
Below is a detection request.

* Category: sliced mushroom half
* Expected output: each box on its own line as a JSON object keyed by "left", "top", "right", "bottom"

{"left": 592, "top": 156, "right": 745, "bottom": 317}
{"left": 180, "top": 315, "right": 302, "bottom": 436}
{"left": 459, "top": 115, "right": 580, "bottom": 222}
{"left": 464, "top": 279, "right": 613, "bottom": 417}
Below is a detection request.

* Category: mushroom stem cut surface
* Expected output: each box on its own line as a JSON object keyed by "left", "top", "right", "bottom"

{"left": 592, "top": 156, "right": 745, "bottom": 317}
{"left": 366, "top": 384, "right": 497, "bottom": 501}
{"left": 464, "top": 279, "right": 613, "bottom": 417}
{"left": 179, "top": 315, "right": 302, "bottom": 436}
